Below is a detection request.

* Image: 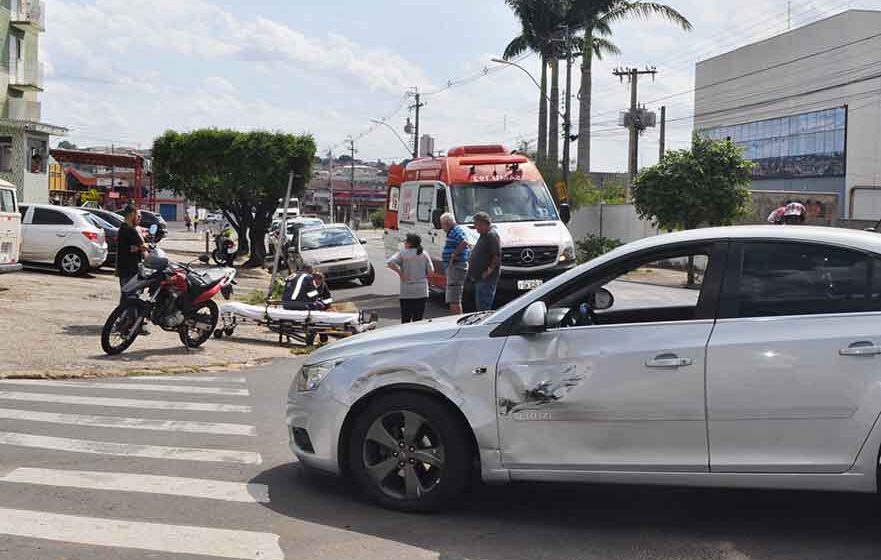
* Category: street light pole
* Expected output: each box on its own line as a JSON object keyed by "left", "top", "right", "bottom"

{"left": 370, "top": 119, "right": 414, "bottom": 157}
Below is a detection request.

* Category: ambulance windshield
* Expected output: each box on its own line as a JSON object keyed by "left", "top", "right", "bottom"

{"left": 450, "top": 180, "right": 559, "bottom": 224}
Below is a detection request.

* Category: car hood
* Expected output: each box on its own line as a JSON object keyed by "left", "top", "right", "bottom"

{"left": 301, "top": 244, "right": 365, "bottom": 265}
{"left": 304, "top": 314, "right": 464, "bottom": 365}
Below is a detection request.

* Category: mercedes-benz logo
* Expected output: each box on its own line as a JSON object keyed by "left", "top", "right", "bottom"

{"left": 520, "top": 248, "right": 536, "bottom": 264}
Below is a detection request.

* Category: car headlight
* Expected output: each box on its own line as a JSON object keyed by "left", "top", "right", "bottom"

{"left": 296, "top": 358, "right": 345, "bottom": 392}
{"left": 560, "top": 241, "right": 575, "bottom": 263}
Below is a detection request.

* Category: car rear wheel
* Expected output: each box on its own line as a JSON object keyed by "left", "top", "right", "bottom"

{"left": 348, "top": 392, "right": 471, "bottom": 512}
{"left": 57, "top": 248, "right": 88, "bottom": 276}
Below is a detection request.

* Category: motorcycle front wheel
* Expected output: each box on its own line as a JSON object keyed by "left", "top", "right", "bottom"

{"left": 101, "top": 303, "right": 145, "bottom": 355}
{"left": 179, "top": 300, "right": 219, "bottom": 348}
{"left": 211, "top": 249, "right": 224, "bottom": 266}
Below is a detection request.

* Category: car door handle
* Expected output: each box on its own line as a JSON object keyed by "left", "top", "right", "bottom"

{"left": 839, "top": 342, "right": 881, "bottom": 356}
{"left": 55, "top": 233, "right": 67, "bottom": 237}
{"left": 646, "top": 354, "right": 693, "bottom": 368}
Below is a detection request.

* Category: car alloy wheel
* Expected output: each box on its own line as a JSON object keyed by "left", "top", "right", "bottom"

{"left": 362, "top": 410, "right": 445, "bottom": 501}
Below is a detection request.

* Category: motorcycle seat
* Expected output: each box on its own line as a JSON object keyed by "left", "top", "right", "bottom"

{"left": 190, "top": 269, "right": 228, "bottom": 290}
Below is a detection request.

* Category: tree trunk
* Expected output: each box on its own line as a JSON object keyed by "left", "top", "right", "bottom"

{"left": 537, "top": 57, "right": 548, "bottom": 165}
{"left": 577, "top": 29, "right": 593, "bottom": 173}
{"left": 548, "top": 58, "right": 560, "bottom": 174}
{"left": 244, "top": 220, "right": 266, "bottom": 268}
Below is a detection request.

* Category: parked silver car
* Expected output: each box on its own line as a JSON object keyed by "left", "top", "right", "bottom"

{"left": 287, "top": 224, "right": 375, "bottom": 285}
{"left": 19, "top": 204, "right": 107, "bottom": 276}
{"left": 288, "top": 225, "right": 881, "bottom": 511}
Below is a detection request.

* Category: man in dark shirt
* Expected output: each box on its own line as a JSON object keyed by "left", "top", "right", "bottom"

{"left": 467, "top": 211, "right": 501, "bottom": 311}
{"left": 116, "top": 205, "right": 147, "bottom": 303}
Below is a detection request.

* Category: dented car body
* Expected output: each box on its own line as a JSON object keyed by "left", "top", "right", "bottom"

{"left": 288, "top": 226, "right": 881, "bottom": 510}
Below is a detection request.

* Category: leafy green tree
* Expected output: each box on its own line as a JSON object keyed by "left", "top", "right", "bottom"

{"left": 567, "top": 171, "right": 627, "bottom": 210}
{"left": 152, "top": 129, "right": 316, "bottom": 266}
{"left": 632, "top": 134, "right": 753, "bottom": 284}
{"left": 572, "top": 1, "right": 692, "bottom": 172}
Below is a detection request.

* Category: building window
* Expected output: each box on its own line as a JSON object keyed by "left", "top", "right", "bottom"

{"left": 702, "top": 107, "right": 846, "bottom": 179}
{"left": 0, "top": 137, "right": 12, "bottom": 172}
{"left": 27, "top": 137, "right": 46, "bottom": 174}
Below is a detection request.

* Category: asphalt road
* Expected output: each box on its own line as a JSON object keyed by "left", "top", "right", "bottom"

{"left": 1, "top": 362, "right": 881, "bottom": 560}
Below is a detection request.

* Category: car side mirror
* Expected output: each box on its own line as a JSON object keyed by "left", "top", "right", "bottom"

{"left": 198, "top": 254, "right": 210, "bottom": 264}
{"left": 148, "top": 224, "right": 158, "bottom": 236}
{"left": 431, "top": 209, "right": 443, "bottom": 230}
{"left": 588, "top": 287, "right": 614, "bottom": 311}
{"left": 559, "top": 203, "right": 571, "bottom": 225}
{"left": 360, "top": 238, "right": 367, "bottom": 244}
{"left": 520, "top": 301, "right": 547, "bottom": 333}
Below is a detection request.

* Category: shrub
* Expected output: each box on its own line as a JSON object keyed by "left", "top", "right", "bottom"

{"left": 369, "top": 208, "right": 385, "bottom": 229}
{"left": 576, "top": 235, "right": 623, "bottom": 263}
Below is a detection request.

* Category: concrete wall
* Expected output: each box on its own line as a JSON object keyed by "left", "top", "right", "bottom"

{"left": 694, "top": 10, "right": 881, "bottom": 218}
{"left": 568, "top": 203, "right": 660, "bottom": 244}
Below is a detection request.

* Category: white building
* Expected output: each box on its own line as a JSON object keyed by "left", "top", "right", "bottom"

{"left": 419, "top": 134, "right": 435, "bottom": 158}
{"left": 694, "top": 10, "right": 881, "bottom": 220}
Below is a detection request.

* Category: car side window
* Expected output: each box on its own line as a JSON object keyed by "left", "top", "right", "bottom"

{"left": 32, "top": 208, "right": 73, "bottom": 226}
{"left": 545, "top": 246, "right": 714, "bottom": 328}
{"left": 733, "top": 242, "right": 869, "bottom": 318}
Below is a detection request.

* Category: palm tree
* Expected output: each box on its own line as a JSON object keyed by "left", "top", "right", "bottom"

{"left": 503, "top": 0, "right": 567, "bottom": 166}
{"left": 572, "top": 1, "right": 692, "bottom": 173}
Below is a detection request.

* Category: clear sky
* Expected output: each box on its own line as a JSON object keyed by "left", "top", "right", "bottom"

{"left": 41, "top": 0, "right": 881, "bottom": 172}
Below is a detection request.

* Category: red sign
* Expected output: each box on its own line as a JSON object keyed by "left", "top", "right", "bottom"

{"left": 108, "top": 192, "right": 120, "bottom": 199}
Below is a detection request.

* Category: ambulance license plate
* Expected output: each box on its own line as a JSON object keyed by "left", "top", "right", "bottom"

{"left": 517, "top": 279, "right": 543, "bottom": 290}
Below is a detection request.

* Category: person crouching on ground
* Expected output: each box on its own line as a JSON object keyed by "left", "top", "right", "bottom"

{"left": 387, "top": 233, "right": 433, "bottom": 323}
{"left": 282, "top": 265, "right": 333, "bottom": 311}
{"left": 440, "top": 212, "right": 470, "bottom": 315}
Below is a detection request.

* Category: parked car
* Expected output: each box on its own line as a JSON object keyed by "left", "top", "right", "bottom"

{"left": 82, "top": 213, "right": 118, "bottom": 266}
{"left": 19, "top": 204, "right": 107, "bottom": 275}
{"left": 286, "top": 224, "right": 374, "bottom": 285}
{"left": 115, "top": 208, "right": 168, "bottom": 241}
{"left": 267, "top": 216, "right": 324, "bottom": 255}
{"left": 287, "top": 225, "right": 881, "bottom": 511}
{"left": 81, "top": 207, "right": 125, "bottom": 228}
{"left": 0, "top": 180, "right": 21, "bottom": 273}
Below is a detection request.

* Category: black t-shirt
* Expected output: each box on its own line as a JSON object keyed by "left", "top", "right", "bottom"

{"left": 116, "top": 222, "right": 144, "bottom": 278}
{"left": 468, "top": 228, "right": 502, "bottom": 282}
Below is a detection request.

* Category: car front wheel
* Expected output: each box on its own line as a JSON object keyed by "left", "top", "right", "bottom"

{"left": 348, "top": 392, "right": 471, "bottom": 512}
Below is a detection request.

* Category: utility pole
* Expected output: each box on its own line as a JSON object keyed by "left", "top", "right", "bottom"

{"left": 561, "top": 26, "right": 573, "bottom": 197}
{"left": 659, "top": 105, "right": 666, "bottom": 162}
{"left": 327, "top": 149, "right": 335, "bottom": 223}
{"left": 408, "top": 87, "right": 425, "bottom": 158}
{"left": 613, "top": 67, "right": 658, "bottom": 185}
{"left": 346, "top": 137, "right": 356, "bottom": 227}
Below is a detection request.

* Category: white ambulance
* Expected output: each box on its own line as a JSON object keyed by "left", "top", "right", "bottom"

{"left": 0, "top": 180, "right": 21, "bottom": 273}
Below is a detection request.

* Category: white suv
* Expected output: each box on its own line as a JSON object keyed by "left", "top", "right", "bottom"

{"left": 19, "top": 204, "right": 107, "bottom": 276}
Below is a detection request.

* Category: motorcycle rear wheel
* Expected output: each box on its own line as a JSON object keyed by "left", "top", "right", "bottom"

{"left": 101, "top": 303, "right": 145, "bottom": 355}
{"left": 179, "top": 300, "right": 219, "bottom": 348}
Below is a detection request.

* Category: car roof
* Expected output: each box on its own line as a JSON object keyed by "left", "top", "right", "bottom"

{"left": 27, "top": 203, "right": 90, "bottom": 216}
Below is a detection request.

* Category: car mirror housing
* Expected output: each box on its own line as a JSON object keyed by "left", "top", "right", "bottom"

{"left": 559, "top": 203, "right": 571, "bottom": 225}
{"left": 521, "top": 301, "right": 548, "bottom": 333}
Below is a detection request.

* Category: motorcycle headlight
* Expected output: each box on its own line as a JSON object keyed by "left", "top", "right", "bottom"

{"left": 296, "top": 358, "right": 345, "bottom": 392}
{"left": 559, "top": 241, "right": 576, "bottom": 263}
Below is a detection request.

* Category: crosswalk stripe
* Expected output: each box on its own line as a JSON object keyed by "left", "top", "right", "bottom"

{"left": 0, "top": 468, "right": 270, "bottom": 503}
{"left": 0, "top": 391, "right": 252, "bottom": 412}
{"left": 0, "top": 407, "right": 256, "bottom": 436}
{"left": 126, "top": 375, "right": 247, "bottom": 383}
{"left": 0, "top": 432, "right": 262, "bottom": 464}
{"left": 0, "top": 507, "right": 284, "bottom": 560}
{"left": 0, "top": 379, "right": 249, "bottom": 396}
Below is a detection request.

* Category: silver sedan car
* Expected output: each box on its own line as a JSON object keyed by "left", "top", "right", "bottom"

{"left": 287, "top": 224, "right": 375, "bottom": 285}
{"left": 288, "top": 226, "right": 881, "bottom": 511}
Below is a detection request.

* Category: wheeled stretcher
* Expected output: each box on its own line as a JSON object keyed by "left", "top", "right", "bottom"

{"left": 217, "top": 301, "right": 378, "bottom": 346}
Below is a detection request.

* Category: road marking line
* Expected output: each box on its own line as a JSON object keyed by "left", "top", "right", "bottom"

{"left": 0, "top": 432, "right": 262, "bottom": 464}
{"left": 0, "top": 407, "right": 256, "bottom": 436}
{"left": 0, "top": 379, "right": 249, "bottom": 396}
{"left": 0, "top": 468, "right": 269, "bottom": 503}
{"left": 0, "top": 507, "right": 283, "bottom": 560}
{"left": 126, "top": 375, "right": 247, "bottom": 383}
{"left": 0, "top": 391, "right": 252, "bottom": 412}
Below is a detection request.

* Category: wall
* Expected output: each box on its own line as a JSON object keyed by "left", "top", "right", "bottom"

{"left": 568, "top": 203, "right": 660, "bottom": 244}
{"left": 694, "top": 10, "right": 881, "bottom": 218}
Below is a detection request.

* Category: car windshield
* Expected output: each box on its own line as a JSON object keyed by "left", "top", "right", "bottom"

{"left": 299, "top": 227, "right": 356, "bottom": 250}
{"left": 450, "top": 180, "right": 559, "bottom": 224}
{"left": 287, "top": 219, "right": 323, "bottom": 232}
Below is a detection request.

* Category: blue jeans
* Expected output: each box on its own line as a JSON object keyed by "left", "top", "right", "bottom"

{"left": 474, "top": 278, "right": 498, "bottom": 311}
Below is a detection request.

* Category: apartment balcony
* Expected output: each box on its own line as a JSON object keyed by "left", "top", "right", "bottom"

{"left": 10, "top": 1, "right": 46, "bottom": 31}
{"left": 7, "top": 97, "right": 40, "bottom": 121}
{"left": 9, "top": 60, "right": 43, "bottom": 91}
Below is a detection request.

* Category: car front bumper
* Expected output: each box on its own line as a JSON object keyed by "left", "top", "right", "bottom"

{"left": 286, "top": 386, "right": 349, "bottom": 475}
{"left": 312, "top": 261, "right": 370, "bottom": 282}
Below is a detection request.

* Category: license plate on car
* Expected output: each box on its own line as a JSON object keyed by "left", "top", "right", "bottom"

{"left": 517, "top": 279, "right": 544, "bottom": 290}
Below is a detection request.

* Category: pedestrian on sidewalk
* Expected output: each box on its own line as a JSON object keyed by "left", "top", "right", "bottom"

{"left": 467, "top": 212, "right": 501, "bottom": 312}
{"left": 116, "top": 204, "right": 148, "bottom": 304}
{"left": 440, "top": 212, "right": 470, "bottom": 315}
{"left": 387, "top": 233, "right": 433, "bottom": 323}
{"left": 184, "top": 213, "right": 192, "bottom": 232}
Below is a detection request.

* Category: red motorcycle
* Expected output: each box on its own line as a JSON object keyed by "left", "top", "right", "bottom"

{"left": 101, "top": 245, "right": 236, "bottom": 356}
